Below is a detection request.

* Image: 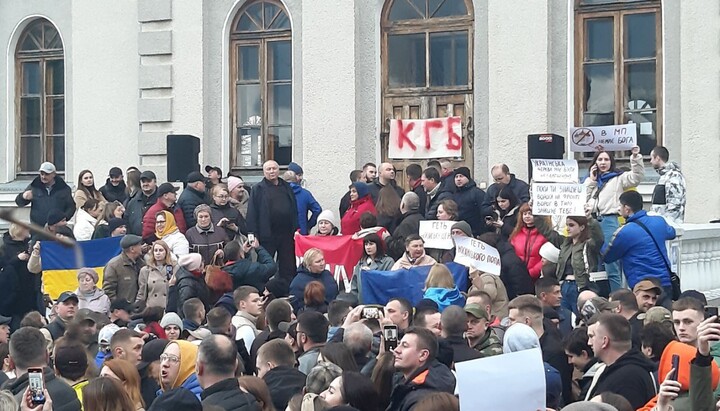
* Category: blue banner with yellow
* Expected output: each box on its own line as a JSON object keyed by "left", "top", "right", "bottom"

{"left": 40, "top": 236, "right": 122, "bottom": 299}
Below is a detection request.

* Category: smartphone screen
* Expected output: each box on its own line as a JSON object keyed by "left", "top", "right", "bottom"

{"left": 28, "top": 368, "right": 45, "bottom": 405}
{"left": 247, "top": 233, "right": 255, "bottom": 244}
{"left": 706, "top": 306, "right": 719, "bottom": 319}
{"left": 669, "top": 354, "right": 680, "bottom": 381}
{"left": 383, "top": 325, "right": 399, "bottom": 352}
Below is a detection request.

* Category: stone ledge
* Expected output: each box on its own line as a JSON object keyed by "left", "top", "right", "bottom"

{"left": 138, "top": 31, "right": 172, "bottom": 56}
{"left": 138, "top": 98, "right": 173, "bottom": 123}
{"left": 138, "top": 132, "right": 169, "bottom": 155}
{"left": 138, "top": 0, "right": 172, "bottom": 23}
{"left": 139, "top": 65, "right": 172, "bottom": 89}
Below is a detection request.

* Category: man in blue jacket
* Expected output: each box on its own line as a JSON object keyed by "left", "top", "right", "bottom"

{"left": 602, "top": 191, "right": 675, "bottom": 304}
{"left": 283, "top": 170, "right": 321, "bottom": 235}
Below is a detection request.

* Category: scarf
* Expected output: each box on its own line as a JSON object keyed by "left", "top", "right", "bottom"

{"left": 596, "top": 171, "right": 623, "bottom": 191}
{"left": 155, "top": 210, "right": 179, "bottom": 238}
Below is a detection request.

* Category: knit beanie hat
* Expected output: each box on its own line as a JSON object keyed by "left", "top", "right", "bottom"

{"left": 317, "top": 210, "right": 337, "bottom": 227}
{"left": 160, "top": 312, "right": 184, "bottom": 331}
{"left": 539, "top": 242, "right": 560, "bottom": 264}
{"left": 77, "top": 267, "right": 99, "bottom": 284}
{"left": 178, "top": 253, "right": 202, "bottom": 272}
{"left": 351, "top": 182, "right": 370, "bottom": 200}
{"left": 227, "top": 176, "right": 243, "bottom": 193}
{"left": 502, "top": 323, "right": 540, "bottom": 354}
{"left": 451, "top": 221, "right": 473, "bottom": 237}
{"left": 561, "top": 402, "right": 618, "bottom": 411}
{"left": 288, "top": 162, "right": 304, "bottom": 176}
{"left": 455, "top": 167, "right": 472, "bottom": 180}
{"left": 108, "top": 218, "right": 127, "bottom": 234}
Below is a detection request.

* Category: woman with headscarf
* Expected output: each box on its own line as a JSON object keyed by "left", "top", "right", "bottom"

{"left": 185, "top": 204, "right": 229, "bottom": 266}
{"left": 154, "top": 210, "right": 189, "bottom": 260}
{"left": 75, "top": 267, "right": 111, "bottom": 315}
{"left": 157, "top": 340, "right": 202, "bottom": 399}
{"left": 341, "top": 182, "right": 376, "bottom": 235}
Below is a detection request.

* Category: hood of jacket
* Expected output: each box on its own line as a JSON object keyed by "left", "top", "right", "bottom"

{"left": 423, "top": 287, "right": 465, "bottom": 312}
{"left": 659, "top": 340, "right": 719, "bottom": 391}
{"left": 604, "top": 348, "right": 657, "bottom": 378}
{"left": 290, "top": 182, "right": 303, "bottom": 196}
{"left": 403, "top": 360, "right": 456, "bottom": 393}
{"left": 213, "top": 292, "right": 237, "bottom": 316}
{"left": 657, "top": 161, "right": 681, "bottom": 176}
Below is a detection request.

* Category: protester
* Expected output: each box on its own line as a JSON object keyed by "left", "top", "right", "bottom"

{"left": 422, "top": 264, "right": 465, "bottom": 312}
{"left": 41, "top": 291, "right": 78, "bottom": 348}
{"left": 284, "top": 170, "right": 322, "bottom": 236}
{"left": 257, "top": 339, "right": 306, "bottom": 410}
{"left": 0, "top": 223, "right": 42, "bottom": 328}
{"left": 125, "top": 171, "right": 158, "bottom": 236}
{"left": 73, "top": 169, "right": 107, "bottom": 211}
{"left": 100, "top": 167, "right": 128, "bottom": 204}
{"left": 75, "top": 267, "right": 110, "bottom": 315}
{"left": 103, "top": 234, "right": 145, "bottom": 303}
{"left": 82, "top": 376, "right": 136, "bottom": 411}
{"left": 177, "top": 171, "right": 209, "bottom": 228}
{"left": 384, "top": 298, "right": 413, "bottom": 332}
{"left": 15, "top": 162, "right": 75, "bottom": 227}
{"left": 609, "top": 288, "right": 643, "bottom": 348}
{"left": 319, "top": 371, "right": 379, "bottom": 411}
{"left": 451, "top": 167, "right": 486, "bottom": 237}
{"left": 185, "top": 204, "right": 228, "bottom": 266}
{"left": 53, "top": 337, "right": 89, "bottom": 406}
{"left": 232, "top": 286, "right": 262, "bottom": 353}
{"left": 368, "top": 163, "right": 404, "bottom": 204}
{"left": 464, "top": 304, "right": 502, "bottom": 358}
{"left": 227, "top": 175, "right": 250, "bottom": 218}
{"left": 361, "top": 163, "right": 377, "bottom": 185}
{"left": 154, "top": 211, "right": 189, "bottom": 259}
{"left": 315, "top": 210, "right": 340, "bottom": 236}
{"left": 290, "top": 248, "right": 339, "bottom": 313}
{"left": 93, "top": 200, "right": 126, "bottom": 239}
{"left": 142, "top": 182, "right": 187, "bottom": 241}
{"left": 563, "top": 326, "right": 601, "bottom": 401}
{"left": 209, "top": 184, "right": 246, "bottom": 240}
{"left": 391, "top": 235, "right": 436, "bottom": 270}
{"left": 510, "top": 203, "right": 548, "bottom": 282}
{"left": 671, "top": 297, "right": 705, "bottom": 346}
{"left": 136, "top": 240, "right": 176, "bottom": 309}
{"left": 350, "top": 233, "right": 394, "bottom": 303}
{"left": 535, "top": 277, "right": 572, "bottom": 337}
{"left": 196, "top": 335, "right": 259, "bottom": 410}
{"left": 99, "top": 359, "right": 145, "bottom": 411}
{"left": 73, "top": 198, "right": 102, "bottom": 241}
{"left": 375, "top": 185, "right": 403, "bottom": 232}
{"left": 477, "top": 232, "right": 533, "bottom": 300}
{"left": 237, "top": 376, "right": 274, "bottom": 411}
{"left": 421, "top": 167, "right": 453, "bottom": 220}
{"left": 173, "top": 253, "right": 211, "bottom": 315}
{"left": 160, "top": 312, "right": 183, "bottom": 341}
{"left": 650, "top": 145, "right": 686, "bottom": 224}
{"left": 339, "top": 170, "right": 363, "bottom": 218}
{"left": 296, "top": 311, "right": 329, "bottom": 374}
{"left": 158, "top": 340, "right": 202, "bottom": 399}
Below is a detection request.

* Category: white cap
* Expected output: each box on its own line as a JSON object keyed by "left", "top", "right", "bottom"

{"left": 98, "top": 323, "right": 121, "bottom": 345}
{"left": 39, "top": 162, "right": 56, "bottom": 174}
{"left": 317, "top": 210, "right": 337, "bottom": 227}
{"left": 539, "top": 242, "right": 560, "bottom": 264}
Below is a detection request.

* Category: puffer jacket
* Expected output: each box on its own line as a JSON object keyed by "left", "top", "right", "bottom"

{"left": 124, "top": 189, "right": 158, "bottom": 236}
{"left": 177, "top": 186, "right": 209, "bottom": 228}
{"left": 0, "top": 232, "right": 42, "bottom": 318}
{"left": 15, "top": 175, "right": 75, "bottom": 226}
{"left": 510, "top": 225, "right": 548, "bottom": 282}
{"left": 75, "top": 287, "right": 111, "bottom": 315}
{"left": 496, "top": 240, "right": 534, "bottom": 299}
{"left": 386, "top": 360, "right": 456, "bottom": 411}
{"left": 289, "top": 266, "right": 339, "bottom": 312}
{"left": 210, "top": 202, "right": 247, "bottom": 240}
{"left": 223, "top": 246, "right": 277, "bottom": 291}
{"left": 99, "top": 178, "right": 128, "bottom": 204}
{"left": 161, "top": 230, "right": 190, "bottom": 259}
{"left": 453, "top": 180, "right": 487, "bottom": 236}
{"left": 341, "top": 195, "right": 377, "bottom": 235}
{"left": 584, "top": 154, "right": 644, "bottom": 216}
{"left": 72, "top": 208, "right": 98, "bottom": 241}
{"left": 423, "top": 287, "right": 465, "bottom": 312}
{"left": 290, "top": 182, "right": 322, "bottom": 235}
{"left": 174, "top": 267, "right": 211, "bottom": 314}
{"left": 535, "top": 216, "right": 604, "bottom": 289}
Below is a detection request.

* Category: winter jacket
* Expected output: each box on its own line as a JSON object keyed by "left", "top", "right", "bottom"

{"left": 535, "top": 216, "right": 604, "bottom": 289}
{"left": 177, "top": 186, "right": 209, "bottom": 228}
{"left": 478, "top": 272, "right": 509, "bottom": 320}
{"left": 471, "top": 328, "right": 503, "bottom": 358}
{"left": 453, "top": 180, "right": 487, "bottom": 236}
{"left": 584, "top": 349, "right": 658, "bottom": 409}
{"left": 510, "top": 225, "right": 548, "bottom": 282}
{"left": 73, "top": 188, "right": 106, "bottom": 211}
{"left": 99, "top": 178, "right": 128, "bottom": 204}
{"left": 386, "top": 360, "right": 456, "bottom": 411}
{"left": 174, "top": 267, "right": 211, "bottom": 314}
{"left": 493, "top": 205, "right": 519, "bottom": 241}
{"left": 652, "top": 162, "right": 686, "bottom": 224}
{"left": 75, "top": 287, "right": 111, "bottom": 315}
{"left": 424, "top": 183, "right": 453, "bottom": 220}
{"left": 230, "top": 191, "right": 250, "bottom": 218}
{"left": 185, "top": 224, "right": 229, "bottom": 266}
{"left": 263, "top": 366, "right": 306, "bottom": 411}
{"left": 290, "top": 182, "right": 322, "bottom": 235}
{"left": 161, "top": 230, "right": 189, "bottom": 259}
{"left": 0, "top": 232, "right": 42, "bottom": 318}
{"left": 72, "top": 208, "right": 98, "bottom": 241}
{"left": 210, "top": 202, "right": 247, "bottom": 240}
{"left": 496, "top": 240, "right": 534, "bottom": 299}
{"left": 387, "top": 211, "right": 425, "bottom": 260}
{"left": 103, "top": 252, "right": 144, "bottom": 303}
{"left": 92, "top": 221, "right": 111, "bottom": 239}
{"left": 124, "top": 189, "right": 158, "bottom": 236}
{"left": 143, "top": 201, "right": 187, "bottom": 241}
{"left": 223, "top": 246, "right": 277, "bottom": 291}
{"left": 15, "top": 175, "right": 75, "bottom": 226}
{"left": 341, "top": 195, "right": 377, "bottom": 236}
{"left": 481, "top": 174, "right": 530, "bottom": 217}
{"left": 602, "top": 210, "right": 675, "bottom": 288}
{"left": 137, "top": 263, "right": 176, "bottom": 309}
{"left": 4, "top": 367, "right": 81, "bottom": 411}
{"left": 351, "top": 255, "right": 395, "bottom": 303}
{"left": 444, "top": 335, "right": 482, "bottom": 364}
{"left": 246, "top": 178, "right": 298, "bottom": 238}
{"left": 391, "top": 253, "right": 436, "bottom": 270}
{"left": 200, "top": 378, "right": 259, "bottom": 411}
{"left": 423, "top": 287, "right": 465, "bottom": 312}
{"left": 584, "top": 154, "right": 644, "bottom": 216}
{"left": 367, "top": 179, "right": 405, "bottom": 204}
{"left": 289, "top": 267, "right": 339, "bottom": 312}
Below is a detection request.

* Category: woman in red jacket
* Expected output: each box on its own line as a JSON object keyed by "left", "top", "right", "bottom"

{"left": 509, "top": 203, "right": 548, "bottom": 283}
{"left": 341, "top": 182, "right": 377, "bottom": 235}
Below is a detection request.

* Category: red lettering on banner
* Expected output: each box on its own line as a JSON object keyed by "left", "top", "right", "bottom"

{"left": 446, "top": 117, "right": 462, "bottom": 150}
{"left": 396, "top": 120, "right": 417, "bottom": 151}
{"left": 423, "top": 119, "right": 443, "bottom": 150}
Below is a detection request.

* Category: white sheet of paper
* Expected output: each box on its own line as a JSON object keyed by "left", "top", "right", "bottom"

{"left": 452, "top": 236, "right": 501, "bottom": 276}
{"left": 456, "top": 348, "right": 546, "bottom": 411}
{"left": 419, "top": 220, "right": 454, "bottom": 250}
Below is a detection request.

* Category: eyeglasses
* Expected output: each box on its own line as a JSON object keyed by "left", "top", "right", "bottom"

{"left": 214, "top": 195, "right": 229, "bottom": 199}
{"left": 160, "top": 354, "right": 180, "bottom": 363}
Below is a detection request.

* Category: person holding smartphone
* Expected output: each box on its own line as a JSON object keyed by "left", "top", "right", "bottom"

{"left": 584, "top": 146, "right": 644, "bottom": 292}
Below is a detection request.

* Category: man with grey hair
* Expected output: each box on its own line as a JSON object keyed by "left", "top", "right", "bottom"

{"left": 343, "top": 322, "right": 373, "bottom": 373}
{"left": 387, "top": 192, "right": 426, "bottom": 260}
{"left": 441, "top": 305, "right": 482, "bottom": 363}
{"left": 481, "top": 163, "right": 530, "bottom": 218}
{"left": 283, "top": 170, "right": 321, "bottom": 235}
{"left": 197, "top": 334, "right": 258, "bottom": 410}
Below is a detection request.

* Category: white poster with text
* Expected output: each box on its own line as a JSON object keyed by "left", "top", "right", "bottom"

{"left": 530, "top": 159, "right": 578, "bottom": 183}
{"left": 452, "top": 236, "right": 501, "bottom": 275}
{"left": 532, "top": 183, "right": 586, "bottom": 216}
{"left": 388, "top": 117, "right": 463, "bottom": 159}
{"left": 418, "top": 220, "right": 454, "bottom": 250}
{"left": 569, "top": 124, "right": 637, "bottom": 152}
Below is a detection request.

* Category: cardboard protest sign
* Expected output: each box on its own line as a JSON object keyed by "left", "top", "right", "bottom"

{"left": 532, "top": 183, "right": 586, "bottom": 216}
{"left": 295, "top": 235, "right": 364, "bottom": 292}
{"left": 570, "top": 124, "right": 637, "bottom": 152}
{"left": 452, "top": 236, "right": 501, "bottom": 275}
{"left": 456, "top": 348, "right": 546, "bottom": 411}
{"left": 530, "top": 159, "right": 578, "bottom": 183}
{"left": 388, "top": 116, "right": 463, "bottom": 159}
{"left": 418, "top": 220, "right": 454, "bottom": 250}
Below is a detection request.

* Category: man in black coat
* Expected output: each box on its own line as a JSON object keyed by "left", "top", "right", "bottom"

{"left": 479, "top": 232, "right": 534, "bottom": 299}
{"left": 258, "top": 339, "right": 306, "bottom": 411}
{"left": 440, "top": 306, "right": 482, "bottom": 364}
{"left": 246, "top": 161, "right": 298, "bottom": 283}
{"left": 406, "top": 164, "right": 427, "bottom": 215}
{"left": 197, "top": 335, "right": 259, "bottom": 410}
{"left": 178, "top": 171, "right": 210, "bottom": 227}
{"left": 124, "top": 170, "right": 158, "bottom": 236}
{"left": 452, "top": 167, "right": 487, "bottom": 236}
{"left": 99, "top": 167, "right": 128, "bottom": 204}
{"left": 387, "top": 192, "right": 425, "bottom": 260}
{"left": 481, "top": 163, "right": 530, "bottom": 217}
{"left": 421, "top": 167, "right": 453, "bottom": 220}
{"left": 15, "top": 162, "right": 75, "bottom": 227}
{"left": 367, "top": 162, "right": 405, "bottom": 204}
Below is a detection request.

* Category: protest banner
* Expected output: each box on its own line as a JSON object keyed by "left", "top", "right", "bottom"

{"left": 418, "top": 220, "right": 454, "bottom": 250}
{"left": 360, "top": 262, "right": 469, "bottom": 306}
{"left": 569, "top": 124, "right": 637, "bottom": 152}
{"left": 532, "top": 183, "right": 586, "bottom": 216}
{"left": 456, "top": 347, "right": 546, "bottom": 411}
{"left": 452, "top": 236, "right": 501, "bottom": 275}
{"left": 295, "top": 235, "right": 364, "bottom": 292}
{"left": 530, "top": 159, "right": 578, "bottom": 183}
{"left": 388, "top": 116, "right": 463, "bottom": 159}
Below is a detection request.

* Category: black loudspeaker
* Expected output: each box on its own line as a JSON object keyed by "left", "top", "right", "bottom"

{"left": 527, "top": 133, "right": 565, "bottom": 180}
{"left": 167, "top": 134, "right": 200, "bottom": 183}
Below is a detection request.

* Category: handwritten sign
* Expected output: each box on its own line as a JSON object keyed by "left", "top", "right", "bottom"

{"left": 530, "top": 159, "right": 578, "bottom": 183}
{"left": 569, "top": 124, "right": 637, "bottom": 152}
{"left": 452, "top": 236, "right": 501, "bottom": 275}
{"left": 388, "top": 116, "right": 463, "bottom": 159}
{"left": 532, "top": 183, "right": 586, "bottom": 216}
{"left": 418, "top": 220, "right": 454, "bottom": 250}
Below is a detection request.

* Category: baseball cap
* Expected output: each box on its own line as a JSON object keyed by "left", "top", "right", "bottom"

{"left": 205, "top": 165, "right": 222, "bottom": 175}
{"left": 110, "top": 299, "right": 132, "bottom": 313}
{"left": 109, "top": 167, "right": 123, "bottom": 178}
{"left": 187, "top": 171, "right": 205, "bottom": 184}
{"left": 464, "top": 304, "right": 489, "bottom": 321}
{"left": 57, "top": 291, "right": 79, "bottom": 303}
{"left": 278, "top": 320, "right": 297, "bottom": 336}
{"left": 187, "top": 327, "right": 211, "bottom": 342}
{"left": 98, "top": 323, "right": 121, "bottom": 345}
{"left": 637, "top": 306, "right": 672, "bottom": 326}
{"left": 633, "top": 280, "right": 662, "bottom": 295}
{"left": 39, "top": 162, "right": 56, "bottom": 174}
{"left": 138, "top": 338, "right": 170, "bottom": 371}
{"left": 157, "top": 182, "right": 179, "bottom": 196}
{"left": 140, "top": 170, "right": 157, "bottom": 181}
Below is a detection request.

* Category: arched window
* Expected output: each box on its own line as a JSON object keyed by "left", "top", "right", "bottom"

{"left": 230, "top": 0, "right": 292, "bottom": 169}
{"left": 15, "top": 19, "right": 65, "bottom": 173}
{"left": 381, "top": 0, "right": 474, "bottom": 185}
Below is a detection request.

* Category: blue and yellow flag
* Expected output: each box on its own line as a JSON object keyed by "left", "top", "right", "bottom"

{"left": 40, "top": 236, "right": 122, "bottom": 299}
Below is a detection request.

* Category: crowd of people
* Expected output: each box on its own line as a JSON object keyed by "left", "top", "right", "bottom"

{"left": 0, "top": 143, "right": 705, "bottom": 411}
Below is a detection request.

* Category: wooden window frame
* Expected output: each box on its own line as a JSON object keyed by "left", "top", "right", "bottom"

{"left": 229, "top": 0, "right": 292, "bottom": 170}
{"left": 574, "top": 0, "right": 662, "bottom": 159}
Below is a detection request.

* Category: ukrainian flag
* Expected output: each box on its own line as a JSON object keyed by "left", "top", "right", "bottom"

{"left": 40, "top": 236, "right": 122, "bottom": 299}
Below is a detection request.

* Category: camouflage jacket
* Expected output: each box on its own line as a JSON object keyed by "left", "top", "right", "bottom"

{"left": 472, "top": 328, "right": 503, "bottom": 358}
{"left": 651, "top": 162, "right": 686, "bottom": 224}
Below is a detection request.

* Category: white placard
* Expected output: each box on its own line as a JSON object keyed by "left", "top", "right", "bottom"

{"left": 532, "top": 183, "right": 586, "bottom": 216}
{"left": 456, "top": 348, "right": 546, "bottom": 411}
{"left": 569, "top": 124, "right": 637, "bottom": 152}
{"left": 388, "top": 117, "right": 463, "bottom": 159}
{"left": 452, "top": 236, "right": 501, "bottom": 275}
{"left": 418, "top": 220, "right": 454, "bottom": 250}
{"left": 530, "top": 159, "right": 578, "bottom": 183}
